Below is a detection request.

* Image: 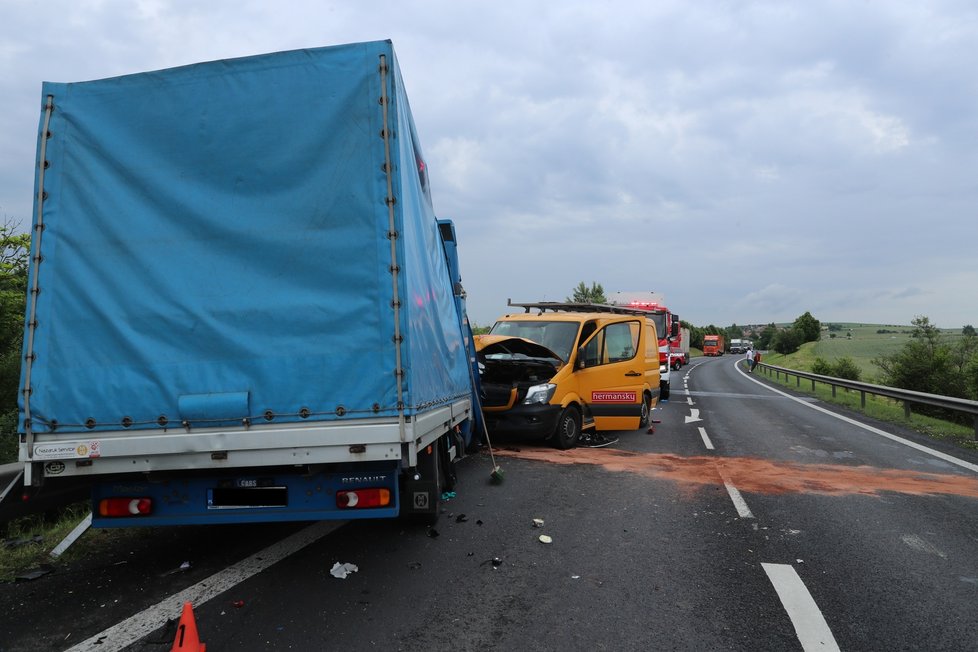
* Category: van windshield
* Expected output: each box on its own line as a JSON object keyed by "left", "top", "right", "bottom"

{"left": 489, "top": 321, "right": 580, "bottom": 362}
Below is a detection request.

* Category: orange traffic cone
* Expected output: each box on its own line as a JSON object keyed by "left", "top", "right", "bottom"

{"left": 171, "top": 602, "right": 206, "bottom": 652}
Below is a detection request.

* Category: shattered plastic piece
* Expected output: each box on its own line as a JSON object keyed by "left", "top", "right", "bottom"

{"left": 476, "top": 519, "right": 484, "bottom": 526}
{"left": 15, "top": 564, "right": 53, "bottom": 582}
{"left": 179, "top": 561, "right": 191, "bottom": 571}
{"left": 538, "top": 535, "right": 553, "bottom": 544}
{"left": 532, "top": 518, "right": 545, "bottom": 528}
{"left": 232, "top": 600, "right": 245, "bottom": 608}
{"left": 427, "top": 528, "right": 440, "bottom": 538}
{"left": 455, "top": 514, "right": 468, "bottom": 523}
{"left": 330, "top": 562, "right": 359, "bottom": 579}
{"left": 491, "top": 557, "right": 502, "bottom": 567}
{"left": 441, "top": 491, "right": 457, "bottom": 500}
{"left": 407, "top": 561, "right": 422, "bottom": 570}
{"left": 571, "top": 575, "right": 581, "bottom": 580}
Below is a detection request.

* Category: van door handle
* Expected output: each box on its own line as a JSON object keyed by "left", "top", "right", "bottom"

{"left": 625, "top": 371, "right": 642, "bottom": 376}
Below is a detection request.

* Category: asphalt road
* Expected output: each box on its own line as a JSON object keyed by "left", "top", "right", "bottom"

{"left": 2, "top": 356, "right": 978, "bottom": 651}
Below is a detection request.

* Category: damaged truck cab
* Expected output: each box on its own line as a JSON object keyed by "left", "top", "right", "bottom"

{"left": 476, "top": 301, "right": 661, "bottom": 448}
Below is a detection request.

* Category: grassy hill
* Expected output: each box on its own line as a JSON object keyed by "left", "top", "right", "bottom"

{"left": 762, "top": 322, "right": 968, "bottom": 382}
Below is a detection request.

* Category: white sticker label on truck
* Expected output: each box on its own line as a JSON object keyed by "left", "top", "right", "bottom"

{"left": 33, "top": 441, "right": 101, "bottom": 460}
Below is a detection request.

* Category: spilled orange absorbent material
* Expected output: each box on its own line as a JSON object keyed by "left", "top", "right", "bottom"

{"left": 494, "top": 447, "right": 978, "bottom": 499}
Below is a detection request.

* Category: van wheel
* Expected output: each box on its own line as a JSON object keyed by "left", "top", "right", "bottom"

{"left": 551, "top": 407, "right": 581, "bottom": 450}
{"left": 639, "top": 393, "right": 652, "bottom": 428}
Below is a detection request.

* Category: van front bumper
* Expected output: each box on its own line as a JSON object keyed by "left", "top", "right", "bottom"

{"left": 482, "top": 403, "right": 562, "bottom": 440}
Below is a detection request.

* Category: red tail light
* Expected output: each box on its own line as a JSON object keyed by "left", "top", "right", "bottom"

{"left": 336, "top": 488, "right": 391, "bottom": 509}
{"left": 98, "top": 497, "right": 152, "bottom": 517}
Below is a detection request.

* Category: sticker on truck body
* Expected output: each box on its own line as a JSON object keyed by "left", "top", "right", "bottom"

{"left": 33, "top": 441, "right": 101, "bottom": 460}
{"left": 591, "top": 391, "right": 637, "bottom": 403}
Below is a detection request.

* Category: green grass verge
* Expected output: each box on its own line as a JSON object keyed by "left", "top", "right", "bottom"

{"left": 0, "top": 503, "right": 145, "bottom": 582}
{"left": 751, "top": 360, "right": 977, "bottom": 451}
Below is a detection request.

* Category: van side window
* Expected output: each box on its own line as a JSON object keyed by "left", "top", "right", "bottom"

{"left": 583, "top": 321, "right": 639, "bottom": 367}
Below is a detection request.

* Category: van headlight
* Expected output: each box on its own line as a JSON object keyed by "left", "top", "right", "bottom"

{"left": 523, "top": 383, "right": 557, "bottom": 405}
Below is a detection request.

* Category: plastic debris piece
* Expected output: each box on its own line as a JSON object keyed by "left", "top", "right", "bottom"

{"left": 538, "top": 535, "right": 553, "bottom": 544}
{"left": 441, "top": 491, "right": 457, "bottom": 500}
{"left": 532, "top": 518, "right": 545, "bottom": 528}
{"left": 491, "top": 557, "right": 502, "bottom": 567}
{"left": 427, "top": 528, "right": 440, "bottom": 538}
{"left": 330, "top": 562, "right": 359, "bottom": 579}
{"left": 456, "top": 514, "right": 468, "bottom": 523}
{"left": 232, "top": 600, "right": 245, "bottom": 608}
{"left": 476, "top": 519, "right": 484, "bottom": 526}
{"left": 571, "top": 575, "right": 581, "bottom": 580}
{"left": 15, "top": 564, "right": 53, "bottom": 582}
{"left": 407, "top": 561, "right": 422, "bottom": 570}
{"left": 179, "top": 561, "right": 191, "bottom": 571}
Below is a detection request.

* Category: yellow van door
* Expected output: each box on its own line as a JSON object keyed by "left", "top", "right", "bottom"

{"left": 576, "top": 320, "right": 645, "bottom": 431}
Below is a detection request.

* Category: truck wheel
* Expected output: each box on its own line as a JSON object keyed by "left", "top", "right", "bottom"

{"left": 660, "top": 381, "right": 670, "bottom": 401}
{"left": 551, "top": 406, "right": 581, "bottom": 450}
{"left": 639, "top": 393, "right": 652, "bottom": 428}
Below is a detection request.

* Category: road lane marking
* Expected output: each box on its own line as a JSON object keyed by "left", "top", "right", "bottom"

{"left": 717, "top": 474, "right": 754, "bottom": 518}
{"left": 698, "top": 426, "right": 715, "bottom": 451}
{"left": 737, "top": 361, "right": 978, "bottom": 475}
{"left": 67, "top": 520, "right": 343, "bottom": 652}
{"left": 762, "top": 563, "right": 840, "bottom": 652}
{"left": 685, "top": 408, "right": 702, "bottom": 424}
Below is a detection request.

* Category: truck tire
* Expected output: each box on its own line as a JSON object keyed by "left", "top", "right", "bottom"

{"left": 660, "top": 381, "right": 670, "bottom": 401}
{"left": 639, "top": 393, "right": 652, "bottom": 428}
{"left": 551, "top": 406, "right": 581, "bottom": 450}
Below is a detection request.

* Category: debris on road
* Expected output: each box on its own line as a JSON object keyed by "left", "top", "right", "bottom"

{"left": 532, "top": 518, "right": 545, "bottom": 528}
{"left": 538, "top": 535, "right": 553, "bottom": 544}
{"left": 330, "top": 562, "right": 359, "bottom": 579}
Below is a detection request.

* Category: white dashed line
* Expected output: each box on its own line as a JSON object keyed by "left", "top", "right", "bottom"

{"left": 698, "top": 426, "right": 715, "bottom": 451}
{"left": 762, "top": 563, "right": 840, "bottom": 652}
{"left": 723, "top": 480, "right": 754, "bottom": 519}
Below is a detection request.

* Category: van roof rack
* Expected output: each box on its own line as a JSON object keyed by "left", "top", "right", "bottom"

{"left": 506, "top": 299, "right": 663, "bottom": 316}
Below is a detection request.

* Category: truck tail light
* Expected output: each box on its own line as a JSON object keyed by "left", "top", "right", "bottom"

{"left": 98, "top": 497, "right": 152, "bottom": 517}
{"left": 336, "top": 488, "right": 391, "bottom": 509}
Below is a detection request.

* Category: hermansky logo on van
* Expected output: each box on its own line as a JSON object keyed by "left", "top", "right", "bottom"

{"left": 591, "top": 391, "right": 637, "bottom": 402}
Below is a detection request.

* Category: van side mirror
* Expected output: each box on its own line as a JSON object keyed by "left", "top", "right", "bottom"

{"left": 576, "top": 346, "right": 587, "bottom": 370}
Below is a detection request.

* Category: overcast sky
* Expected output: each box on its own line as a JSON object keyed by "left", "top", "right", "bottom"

{"left": 1, "top": 0, "right": 976, "bottom": 328}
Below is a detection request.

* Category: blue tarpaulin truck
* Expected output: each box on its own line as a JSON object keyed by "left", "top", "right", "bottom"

{"left": 17, "top": 40, "right": 481, "bottom": 527}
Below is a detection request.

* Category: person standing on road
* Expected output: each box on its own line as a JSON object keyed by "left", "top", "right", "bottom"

{"left": 750, "top": 349, "right": 761, "bottom": 373}
{"left": 745, "top": 346, "right": 755, "bottom": 372}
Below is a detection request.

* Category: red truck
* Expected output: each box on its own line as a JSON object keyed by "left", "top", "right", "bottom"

{"left": 622, "top": 300, "right": 680, "bottom": 400}
{"left": 703, "top": 334, "right": 725, "bottom": 356}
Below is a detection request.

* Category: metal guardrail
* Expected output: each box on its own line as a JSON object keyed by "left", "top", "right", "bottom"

{"left": 752, "top": 361, "right": 978, "bottom": 440}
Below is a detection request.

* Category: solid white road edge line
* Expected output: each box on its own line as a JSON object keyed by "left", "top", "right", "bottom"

{"left": 67, "top": 520, "right": 344, "bottom": 652}
{"left": 762, "top": 562, "right": 841, "bottom": 652}
{"left": 736, "top": 361, "right": 978, "bottom": 474}
{"left": 699, "top": 426, "right": 715, "bottom": 451}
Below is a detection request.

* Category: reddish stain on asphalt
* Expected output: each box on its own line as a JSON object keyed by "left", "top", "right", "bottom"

{"left": 493, "top": 447, "right": 978, "bottom": 499}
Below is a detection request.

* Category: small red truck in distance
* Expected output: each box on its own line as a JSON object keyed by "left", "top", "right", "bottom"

{"left": 703, "top": 334, "right": 725, "bottom": 356}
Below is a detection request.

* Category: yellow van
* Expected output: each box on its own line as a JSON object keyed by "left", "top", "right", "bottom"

{"left": 475, "top": 301, "right": 661, "bottom": 448}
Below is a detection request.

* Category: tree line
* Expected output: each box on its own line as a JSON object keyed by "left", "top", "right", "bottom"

{"left": 0, "top": 220, "right": 30, "bottom": 462}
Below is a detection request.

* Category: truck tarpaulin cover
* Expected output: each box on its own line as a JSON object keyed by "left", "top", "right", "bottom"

{"left": 20, "top": 40, "right": 470, "bottom": 434}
